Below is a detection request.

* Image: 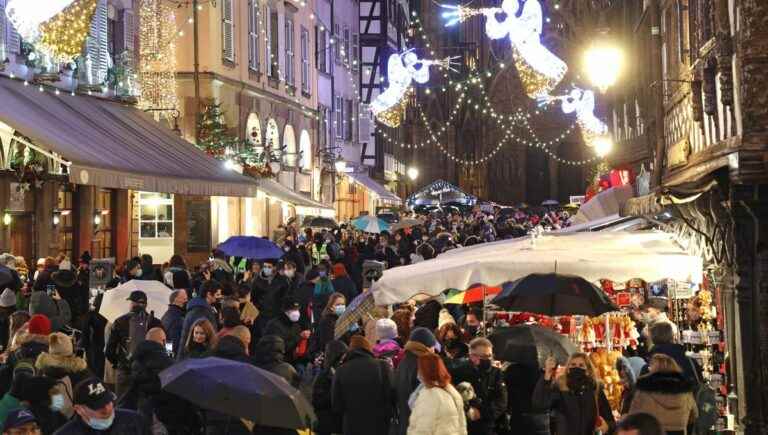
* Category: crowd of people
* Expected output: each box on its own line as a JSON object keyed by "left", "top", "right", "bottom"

{"left": 0, "top": 208, "right": 704, "bottom": 435}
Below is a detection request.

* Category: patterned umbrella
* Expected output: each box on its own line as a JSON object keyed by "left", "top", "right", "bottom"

{"left": 352, "top": 216, "right": 391, "bottom": 233}
{"left": 445, "top": 283, "right": 503, "bottom": 304}
{"left": 334, "top": 291, "right": 375, "bottom": 339}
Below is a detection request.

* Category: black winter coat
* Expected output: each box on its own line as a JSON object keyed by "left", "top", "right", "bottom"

{"left": 311, "top": 314, "right": 338, "bottom": 357}
{"left": 263, "top": 314, "right": 302, "bottom": 363}
{"left": 0, "top": 336, "right": 49, "bottom": 395}
{"left": 645, "top": 343, "right": 702, "bottom": 384}
{"left": 330, "top": 276, "right": 358, "bottom": 303}
{"left": 252, "top": 335, "right": 299, "bottom": 388}
{"left": 53, "top": 409, "right": 150, "bottom": 435}
{"left": 312, "top": 342, "right": 347, "bottom": 435}
{"left": 177, "top": 298, "right": 218, "bottom": 360}
{"left": 80, "top": 312, "right": 107, "bottom": 379}
{"left": 160, "top": 305, "right": 186, "bottom": 356}
{"left": 104, "top": 310, "right": 163, "bottom": 370}
{"left": 332, "top": 348, "right": 394, "bottom": 435}
{"left": 452, "top": 360, "right": 509, "bottom": 435}
{"left": 251, "top": 275, "right": 288, "bottom": 321}
{"left": 532, "top": 376, "right": 615, "bottom": 435}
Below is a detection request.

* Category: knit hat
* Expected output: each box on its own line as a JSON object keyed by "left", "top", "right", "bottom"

{"left": 409, "top": 327, "right": 436, "bottom": 348}
{"left": 348, "top": 335, "right": 372, "bottom": 353}
{"left": 376, "top": 318, "right": 398, "bottom": 341}
{"left": 437, "top": 309, "right": 456, "bottom": 330}
{"left": 28, "top": 314, "right": 51, "bottom": 336}
{"left": 0, "top": 288, "right": 16, "bottom": 308}
{"left": 48, "top": 332, "right": 74, "bottom": 357}
{"left": 305, "top": 268, "right": 321, "bottom": 282}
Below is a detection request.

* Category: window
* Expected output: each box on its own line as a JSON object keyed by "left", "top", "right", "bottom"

{"left": 301, "top": 27, "right": 310, "bottom": 93}
{"left": 266, "top": 6, "right": 279, "bottom": 78}
{"left": 333, "top": 23, "right": 341, "bottom": 64}
{"left": 107, "top": 15, "right": 117, "bottom": 56}
{"left": 343, "top": 26, "right": 350, "bottom": 67}
{"left": 334, "top": 96, "right": 343, "bottom": 139}
{"left": 139, "top": 193, "right": 174, "bottom": 239}
{"left": 248, "top": 0, "right": 259, "bottom": 71}
{"left": 222, "top": 0, "right": 235, "bottom": 62}
{"left": 318, "top": 105, "right": 330, "bottom": 148}
{"left": 316, "top": 25, "right": 329, "bottom": 74}
{"left": 351, "top": 33, "right": 359, "bottom": 71}
{"left": 93, "top": 189, "right": 114, "bottom": 259}
{"left": 388, "top": 0, "right": 397, "bottom": 25}
{"left": 56, "top": 188, "right": 74, "bottom": 260}
{"left": 344, "top": 99, "right": 353, "bottom": 140}
{"left": 285, "top": 16, "right": 295, "bottom": 85}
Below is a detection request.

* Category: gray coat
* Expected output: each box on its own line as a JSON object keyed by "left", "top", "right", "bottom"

{"left": 29, "top": 291, "right": 72, "bottom": 332}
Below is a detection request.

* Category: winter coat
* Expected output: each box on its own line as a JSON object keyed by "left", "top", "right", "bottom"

{"left": 407, "top": 384, "right": 467, "bottom": 435}
{"left": 289, "top": 281, "right": 315, "bottom": 329}
{"left": 53, "top": 408, "right": 151, "bottom": 435}
{"left": 35, "top": 351, "right": 91, "bottom": 418}
{"left": 373, "top": 339, "right": 402, "bottom": 361}
{"left": 532, "top": 375, "right": 615, "bottom": 435}
{"left": 312, "top": 341, "right": 347, "bottom": 435}
{"left": 178, "top": 298, "right": 218, "bottom": 359}
{"left": 251, "top": 275, "right": 288, "bottom": 321}
{"left": 330, "top": 276, "right": 358, "bottom": 304}
{"left": 210, "top": 338, "right": 252, "bottom": 365}
{"left": 646, "top": 343, "right": 702, "bottom": 384}
{"left": 452, "top": 360, "right": 509, "bottom": 435}
{"left": 0, "top": 334, "right": 49, "bottom": 394}
{"left": 160, "top": 305, "right": 185, "bottom": 356}
{"left": 413, "top": 300, "right": 442, "bottom": 331}
{"left": 104, "top": 310, "right": 163, "bottom": 370}
{"left": 183, "top": 342, "right": 211, "bottom": 359}
{"left": 312, "top": 314, "right": 338, "bottom": 357}
{"left": 629, "top": 371, "right": 698, "bottom": 434}
{"left": 29, "top": 291, "right": 72, "bottom": 332}
{"left": 28, "top": 402, "right": 68, "bottom": 434}
{"left": 332, "top": 348, "right": 394, "bottom": 435}
{"left": 263, "top": 314, "right": 302, "bottom": 363}
{"left": 52, "top": 269, "right": 89, "bottom": 321}
{"left": 0, "top": 392, "right": 20, "bottom": 426}
{"left": 252, "top": 335, "right": 299, "bottom": 388}
{"left": 393, "top": 341, "right": 433, "bottom": 435}
{"left": 0, "top": 306, "right": 14, "bottom": 352}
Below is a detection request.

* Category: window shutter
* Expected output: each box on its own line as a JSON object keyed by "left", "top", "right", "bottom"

{"left": 222, "top": 0, "right": 234, "bottom": 62}
{"left": 345, "top": 99, "right": 352, "bottom": 140}
{"left": 301, "top": 28, "right": 309, "bottom": 93}
{"left": 248, "top": 0, "right": 259, "bottom": 70}
{"left": 265, "top": 6, "right": 271, "bottom": 76}
{"left": 0, "top": 0, "right": 6, "bottom": 61}
{"left": 351, "top": 33, "right": 359, "bottom": 71}
{"left": 121, "top": 9, "right": 135, "bottom": 54}
{"left": 87, "top": 0, "right": 110, "bottom": 84}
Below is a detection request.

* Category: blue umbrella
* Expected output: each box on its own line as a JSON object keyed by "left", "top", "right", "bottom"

{"left": 216, "top": 236, "right": 284, "bottom": 260}
{"left": 352, "top": 215, "right": 391, "bottom": 233}
{"left": 159, "top": 357, "right": 314, "bottom": 429}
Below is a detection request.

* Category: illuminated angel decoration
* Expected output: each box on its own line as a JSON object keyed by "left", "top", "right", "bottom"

{"left": 370, "top": 51, "right": 458, "bottom": 127}
{"left": 443, "top": 0, "right": 567, "bottom": 99}
{"left": 540, "top": 87, "right": 608, "bottom": 146}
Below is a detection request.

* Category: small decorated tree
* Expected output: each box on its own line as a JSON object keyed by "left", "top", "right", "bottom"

{"left": 196, "top": 102, "right": 241, "bottom": 158}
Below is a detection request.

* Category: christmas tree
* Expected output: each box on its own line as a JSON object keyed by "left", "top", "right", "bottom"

{"left": 196, "top": 103, "right": 241, "bottom": 159}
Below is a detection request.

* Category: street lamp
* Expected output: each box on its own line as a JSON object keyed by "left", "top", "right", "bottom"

{"left": 583, "top": 42, "right": 624, "bottom": 92}
{"left": 335, "top": 160, "right": 347, "bottom": 173}
{"left": 594, "top": 135, "right": 614, "bottom": 157}
{"left": 407, "top": 167, "right": 419, "bottom": 181}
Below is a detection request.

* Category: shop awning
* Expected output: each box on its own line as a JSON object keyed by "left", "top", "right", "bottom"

{"left": 347, "top": 172, "right": 402, "bottom": 204}
{"left": 255, "top": 178, "right": 335, "bottom": 216}
{"left": 0, "top": 77, "right": 256, "bottom": 197}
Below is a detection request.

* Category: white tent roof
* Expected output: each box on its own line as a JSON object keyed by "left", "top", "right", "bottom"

{"left": 371, "top": 230, "right": 702, "bottom": 305}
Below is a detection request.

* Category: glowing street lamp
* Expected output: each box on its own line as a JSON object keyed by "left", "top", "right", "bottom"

{"left": 583, "top": 43, "right": 624, "bottom": 92}
{"left": 334, "top": 160, "right": 347, "bottom": 173}
{"left": 594, "top": 135, "right": 614, "bottom": 157}
{"left": 407, "top": 167, "right": 419, "bottom": 181}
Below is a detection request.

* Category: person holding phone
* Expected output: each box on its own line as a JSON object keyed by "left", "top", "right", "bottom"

{"left": 29, "top": 283, "right": 72, "bottom": 333}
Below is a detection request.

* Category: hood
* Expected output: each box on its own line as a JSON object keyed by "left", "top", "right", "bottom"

{"left": 635, "top": 371, "right": 695, "bottom": 395}
{"left": 213, "top": 337, "right": 248, "bottom": 361}
{"left": 187, "top": 297, "right": 210, "bottom": 310}
{"left": 373, "top": 339, "right": 401, "bottom": 355}
{"left": 253, "top": 336, "right": 285, "bottom": 365}
{"left": 650, "top": 343, "right": 687, "bottom": 359}
{"left": 344, "top": 348, "right": 374, "bottom": 363}
{"left": 404, "top": 340, "right": 432, "bottom": 357}
{"left": 52, "top": 269, "right": 78, "bottom": 288}
{"left": 324, "top": 340, "right": 349, "bottom": 369}
{"left": 35, "top": 351, "right": 88, "bottom": 375}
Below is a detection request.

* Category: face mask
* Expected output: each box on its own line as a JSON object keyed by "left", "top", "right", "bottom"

{"left": 284, "top": 269, "right": 295, "bottom": 278}
{"left": 134, "top": 269, "right": 143, "bottom": 278}
{"left": 466, "top": 325, "right": 479, "bottom": 336}
{"left": 87, "top": 412, "right": 115, "bottom": 430}
{"left": 262, "top": 267, "right": 273, "bottom": 276}
{"left": 318, "top": 271, "right": 327, "bottom": 278}
{"left": 477, "top": 359, "right": 492, "bottom": 371}
{"left": 131, "top": 305, "right": 144, "bottom": 314}
{"left": 569, "top": 367, "right": 588, "bottom": 379}
{"left": 333, "top": 305, "right": 346, "bottom": 316}
{"left": 50, "top": 393, "right": 65, "bottom": 411}
{"left": 287, "top": 310, "right": 301, "bottom": 322}
{"left": 284, "top": 247, "right": 291, "bottom": 252}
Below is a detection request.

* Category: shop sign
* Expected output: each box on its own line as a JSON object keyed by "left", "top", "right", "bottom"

{"left": 667, "top": 138, "right": 691, "bottom": 169}
{"left": 8, "top": 183, "right": 26, "bottom": 211}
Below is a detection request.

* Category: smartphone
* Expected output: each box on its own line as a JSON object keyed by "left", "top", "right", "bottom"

{"left": 165, "top": 342, "right": 173, "bottom": 356}
{"left": 46, "top": 284, "right": 56, "bottom": 297}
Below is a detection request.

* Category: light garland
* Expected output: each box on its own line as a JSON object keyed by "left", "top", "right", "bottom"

{"left": 5, "top": 0, "right": 75, "bottom": 42}
{"left": 38, "top": 0, "right": 98, "bottom": 61}
{"left": 138, "top": 0, "right": 179, "bottom": 117}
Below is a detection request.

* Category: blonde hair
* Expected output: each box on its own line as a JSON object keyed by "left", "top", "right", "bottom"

{"left": 227, "top": 325, "right": 252, "bottom": 348}
{"left": 649, "top": 354, "right": 683, "bottom": 374}
{"left": 557, "top": 352, "right": 600, "bottom": 390}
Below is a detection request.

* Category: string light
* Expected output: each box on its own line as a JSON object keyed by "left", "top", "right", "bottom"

{"left": 38, "top": 0, "right": 99, "bottom": 60}
{"left": 137, "top": 0, "right": 179, "bottom": 117}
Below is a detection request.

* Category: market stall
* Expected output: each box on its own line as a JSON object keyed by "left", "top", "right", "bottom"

{"left": 406, "top": 179, "right": 477, "bottom": 211}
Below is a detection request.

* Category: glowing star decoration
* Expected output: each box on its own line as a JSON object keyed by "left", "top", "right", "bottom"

{"left": 39, "top": 0, "right": 99, "bottom": 60}
{"left": 442, "top": 0, "right": 567, "bottom": 98}
{"left": 5, "top": 0, "right": 75, "bottom": 42}
{"left": 370, "top": 51, "right": 458, "bottom": 127}
{"left": 541, "top": 87, "right": 608, "bottom": 146}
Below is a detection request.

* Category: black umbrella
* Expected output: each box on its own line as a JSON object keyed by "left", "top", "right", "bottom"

{"left": 304, "top": 216, "right": 338, "bottom": 229}
{"left": 492, "top": 273, "right": 618, "bottom": 316}
{"left": 489, "top": 324, "right": 578, "bottom": 368}
{"left": 159, "top": 357, "right": 314, "bottom": 429}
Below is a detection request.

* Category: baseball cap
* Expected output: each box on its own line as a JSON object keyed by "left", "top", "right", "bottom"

{"left": 3, "top": 408, "right": 37, "bottom": 432}
{"left": 126, "top": 290, "right": 148, "bottom": 304}
{"left": 74, "top": 378, "right": 116, "bottom": 410}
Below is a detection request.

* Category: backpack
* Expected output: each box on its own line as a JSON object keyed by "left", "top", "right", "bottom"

{"left": 688, "top": 357, "right": 718, "bottom": 433}
{"left": 127, "top": 310, "right": 154, "bottom": 358}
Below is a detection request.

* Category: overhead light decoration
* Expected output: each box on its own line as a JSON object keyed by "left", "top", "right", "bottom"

{"left": 38, "top": 0, "right": 99, "bottom": 60}
{"left": 5, "top": 0, "right": 74, "bottom": 42}
{"left": 594, "top": 135, "right": 613, "bottom": 157}
{"left": 584, "top": 42, "right": 623, "bottom": 92}
{"left": 2, "top": 213, "right": 11, "bottom": 226}
{"left": 370, "top": 51, "right": 458, "bottom": 127}
{"left": 442, "top": 0, "right": 567, "bottom": 98}
{"left": 540, "top": 87, "right": 608, "bottom": 146}
{"left": 138, "top": 0, "right": 179, "bottom": 116}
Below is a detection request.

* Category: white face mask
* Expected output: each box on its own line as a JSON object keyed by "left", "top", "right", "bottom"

{"left": 287, "top": 310, "right": 301, "bottom": 322}
{"left": 50, "top": 393, "right": 65, "bottom": 411}
{"left": 284, "top": 269, "right": 295, "bottom": 278}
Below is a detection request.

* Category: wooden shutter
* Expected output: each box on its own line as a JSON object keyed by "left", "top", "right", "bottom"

{"left": 351, "top": 33, "right": 359, "bottom": 71}
{"left": 222, "top": 0, "right": 234, "bottom": 62}
{"left": 345, "top": 99, "right": 352, "bottom": 140}
{"left": 120, "top": 9, "right": 135, "bottom": 54}
{"left": 265, "top": 5, "right": 272, "bottom": 76}
{"left": 0, "top": 0, "right": 6, "bottom": 61}
{"left": 301, "top": 28, "right": 309, "bottom": 92}
{"left": 248, "top": 0, "right": 259, "bottom": 70}
{"left": 87, "top": 0, "right": 110, "bottom": 84}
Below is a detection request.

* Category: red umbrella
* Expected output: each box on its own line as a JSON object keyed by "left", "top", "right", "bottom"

{"left": 445, "top": 283, "right": 502, "bottom": 304}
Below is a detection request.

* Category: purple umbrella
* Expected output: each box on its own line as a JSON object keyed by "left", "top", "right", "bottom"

{"left": 216, "top": 236, "right": 284, "bottom": 260}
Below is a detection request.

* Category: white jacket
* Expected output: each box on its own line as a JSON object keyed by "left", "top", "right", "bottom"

{"left": 407, "top": 384, "right": 468, "bottom": 435}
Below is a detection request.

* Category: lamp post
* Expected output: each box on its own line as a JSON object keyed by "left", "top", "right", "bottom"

{"left": 594, "top": 136, "right": 614, "bottom": 157}
{"left": 407, "top": 167, "right": 419, "bottom": 181}
{"left": 583, "top": 42, "right": 624, "bottom": 93}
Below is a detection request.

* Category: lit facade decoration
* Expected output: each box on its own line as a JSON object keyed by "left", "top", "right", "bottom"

{"left": 137, "top": 0, "right": 179, "bottom": 115}
{"left": 443, "top": 0, "right": 567, "bottom": 98}
{"left": 38, "top": 0, "right": 99, "bottom": 60}
{"left": 544, "top": 87, "right": 608, "bottom": 146}
{"left": 370, "top": 51, "right": 456, "bottom": 127}
{"left": 4, "top": 0, "right": 75, "bottom": 42}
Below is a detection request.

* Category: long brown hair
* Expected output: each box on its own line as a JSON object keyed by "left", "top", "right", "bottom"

{"left": 185, "top": 318, "right": 218, "bottom": 350}
{"left": 417, "top": 353, "right": 452, "bottom": 388}
{"left": 323, "top": 292, "right": 346, "bottom": 317}
{"left": 391, "top": 309, "right": 413, "bottom": 342}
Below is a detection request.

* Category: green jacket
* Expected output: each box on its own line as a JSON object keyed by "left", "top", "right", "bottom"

{"left": 0, "top": 393, "right": 21, "bottom": 426}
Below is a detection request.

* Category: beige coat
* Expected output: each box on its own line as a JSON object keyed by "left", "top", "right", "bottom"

{"left": 407, "top": 384, "right": 467, "bottom": 435}
{"left": 629, "top": 372, "right": 698, "bottom": 433}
